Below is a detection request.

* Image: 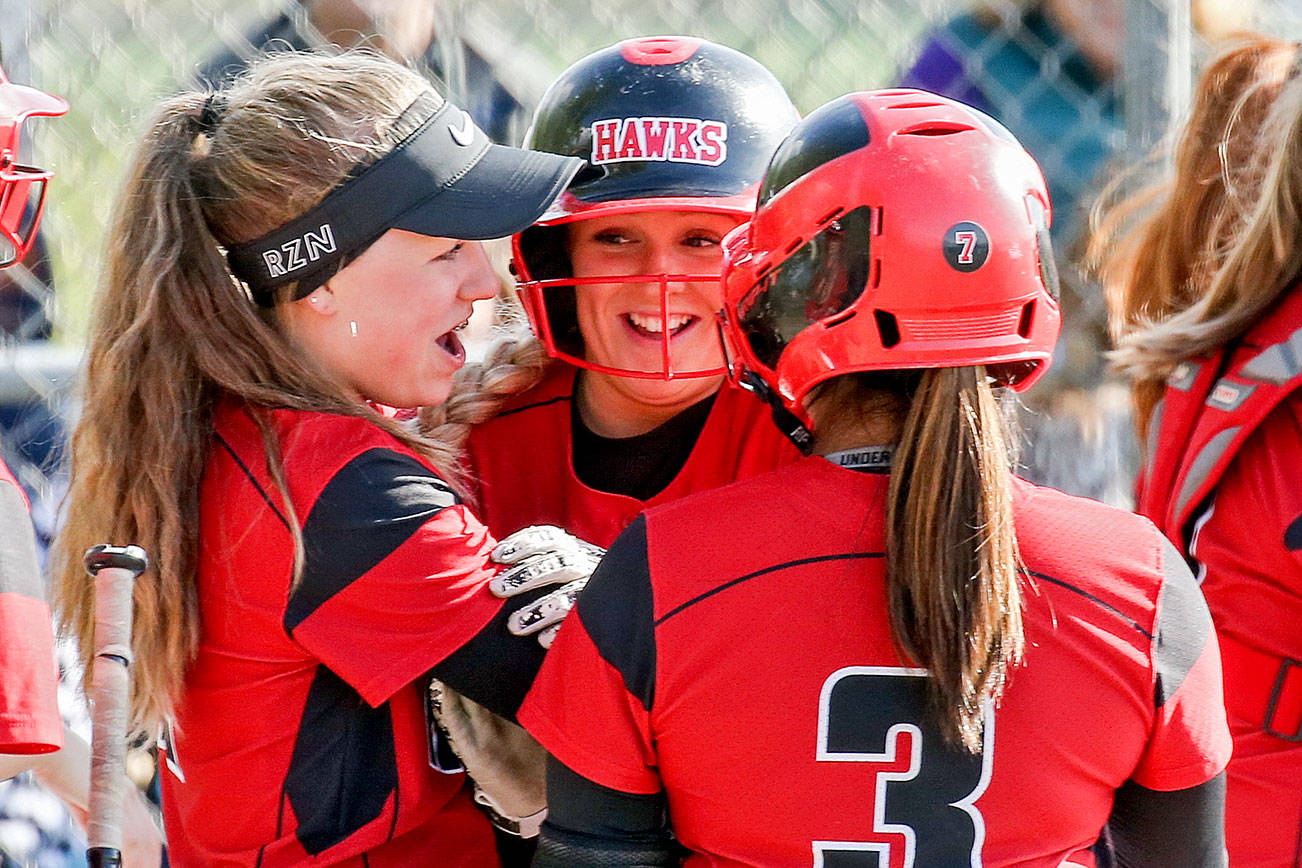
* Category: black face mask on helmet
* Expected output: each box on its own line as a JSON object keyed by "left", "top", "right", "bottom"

{"left": 511, "top": 35, "right": 799, "bottom": 380}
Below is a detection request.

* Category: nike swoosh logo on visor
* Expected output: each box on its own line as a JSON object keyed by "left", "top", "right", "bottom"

{"left": 449, "top": 111, "right": 475, "bottom": 147}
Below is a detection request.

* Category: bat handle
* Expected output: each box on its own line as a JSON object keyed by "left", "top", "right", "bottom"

{"left": 83, "top": 545, "right": 148, "bottom": 866}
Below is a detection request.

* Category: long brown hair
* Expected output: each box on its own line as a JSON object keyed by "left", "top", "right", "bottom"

{"left": 52, "top": 51, "right": 466, "bottom": 738}
{"left": 809, "top": 367, "right": 1022, "bottom": 753}
{"left": 1096, "top": 35, "right": 1298, "bottom": 440}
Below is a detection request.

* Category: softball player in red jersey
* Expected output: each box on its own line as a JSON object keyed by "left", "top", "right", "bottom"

{"left": 51, "top": 51, "right": 589, "bottom": 866}
{"left": 0, "top": 65, "right": 64, "bottom": 754}
{"left": 0, "top": 64, "right": 163, "bottom": 864}
{"left": 521, "top": 90, "right": 1231, "bottom": 868}
{"left": 1105, "top": 37, "right": 1302, "bottom": 868}
{"left": 430, "top": 36, "right": 802, "bottom": 550}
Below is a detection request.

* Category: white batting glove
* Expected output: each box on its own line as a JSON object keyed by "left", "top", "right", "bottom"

{"left": 490, "top": 525, "right": 603, "bottom": 596}
{"left": 507, "top": 580, "right": 584, "bottom": 649}
{"left": 489, "top": 525, "right": 604, "bottom": 648}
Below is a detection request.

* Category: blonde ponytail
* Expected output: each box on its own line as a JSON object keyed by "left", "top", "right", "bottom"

{"left": 419, "top": 316, "right": 554, "bottom": 456}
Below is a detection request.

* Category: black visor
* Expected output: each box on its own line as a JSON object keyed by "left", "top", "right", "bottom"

{"left": 737, "top": 205, "right": 873, "bottom": 370}
{"left": 226, "top": 91, "right": 585, "bottom": 305}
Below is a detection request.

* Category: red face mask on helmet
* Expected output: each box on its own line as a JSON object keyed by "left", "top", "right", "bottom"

{"left": 512, "top": 36, "right": 799, "bottom": 379}
{"left": 0, "top": 65, "right": 67, "bottom": 268}
{"left": 720, "top": 89, "right": 1061, "bottom": 433}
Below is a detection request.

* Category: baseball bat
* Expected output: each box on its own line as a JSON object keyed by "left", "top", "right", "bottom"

{"left": 82, "top": 544, "right": 148, "bottom": 868}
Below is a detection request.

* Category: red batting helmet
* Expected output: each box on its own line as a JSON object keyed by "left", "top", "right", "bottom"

{"left": 0, "top": 64, "right": 67, "bottom": 268}
{"left": 720, "top": 89, "right": 1060, "bottom": 431}
{"left": 512, "top": 36, "right": 799, "bottom": 380}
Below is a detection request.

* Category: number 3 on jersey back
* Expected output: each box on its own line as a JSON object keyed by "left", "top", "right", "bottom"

{"left": 815, "top": 666, "right": 993, "bottom": 868}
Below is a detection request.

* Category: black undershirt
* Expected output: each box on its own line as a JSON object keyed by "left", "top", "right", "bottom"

{"left": 570, "top": 393, "right": 717, "bottom": 500}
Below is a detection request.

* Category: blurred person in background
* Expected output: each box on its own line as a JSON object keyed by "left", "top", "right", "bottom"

{"left": 50, "top": 49, "right": 592, "bottom": 866}
{"left": 901, "top": 0, "right": 1255, "bottom": 511}
{"left": 902, "top": 0, "right": 1252, "bottom": 255}
{"left": 0, "top": 62, "right": 161, "bottom": 868}
{"left": 1103, "top": 34, "right": 1302, "bottom": 868}
{"left": 0, "top": 0, "right": 55, "bottom": 341}
{"left": 0, "top": 8, "right": 70, "bottom": 556}
{"left": 195, "top": 0, "right": 528, "bottom": 145}
{"left": 522, "top": 89, "right": 1230, "bottom": 868}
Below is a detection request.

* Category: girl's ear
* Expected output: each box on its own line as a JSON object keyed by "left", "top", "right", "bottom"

{"left": 301, "top": 285, "right": 339, "bottom": 316}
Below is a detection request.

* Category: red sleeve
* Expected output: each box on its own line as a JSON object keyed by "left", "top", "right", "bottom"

{"left": 519, "top": 617, "right": 660, "bottom": 795}
{"left": 0, "top": 594, "right": 61, "bottom": 754}
{"left": 519, "top": 515, "right": 661, "bottom": 795}
{"left": 1131, "top": 537, "right": 1232, "bottom": 790}
{"left": 283, "top": 448, "right": 505, "bottom": 708}
{"left": 0, "top": 466, "right": 61, "bottom": 753}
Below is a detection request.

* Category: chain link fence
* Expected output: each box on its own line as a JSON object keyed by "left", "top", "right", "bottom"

{"left": 3, "top": 0, "right": 1302, "bottom": 524}
{"left": 2, "top": 0, "right": 1302, "bottom": 859}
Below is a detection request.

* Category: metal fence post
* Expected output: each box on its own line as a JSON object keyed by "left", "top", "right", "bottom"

{"left": 1123, "top": 0, "right": 1192, "bottom": 172}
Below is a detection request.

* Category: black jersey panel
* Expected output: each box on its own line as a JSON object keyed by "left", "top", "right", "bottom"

{"left": 286, "top": 665, "right": 397, "bottom": 854}
{"left": 1107, "top": 773, "right": 1227, "bottom": 868}
{"left": 1286, "top": 512, "right": 1302, "bottom": 551}
{"left": 571, "top": 394, "right": 714, "bottom": 499}
{"left": 1152, "top": 536, "right": 1214, "bottom": 709}
{"left": 430, "top": 584, "right": 551, "bottom": 721}
{"left": 577, "top": 515, "right": 657, "bottom": 711}
{"left": 285, "top": 448, "right": 459, "bottom": 631}
{"left": 535, "top": 756, "right": 675, "bottom": 868}
{"left": 544, "top": 756, "right": 668, "bottom": 836}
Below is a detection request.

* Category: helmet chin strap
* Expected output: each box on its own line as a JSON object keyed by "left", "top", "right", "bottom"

{"left": 739, "top": 369, "right": 813, "bottom": 455}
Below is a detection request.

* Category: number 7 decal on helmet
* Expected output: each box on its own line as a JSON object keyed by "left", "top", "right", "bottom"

{"left": 815, "top": 666, "right": 994, "bottom": 868}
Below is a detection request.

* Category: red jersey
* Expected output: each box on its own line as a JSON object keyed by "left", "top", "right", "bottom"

{"left": 522, "top": 457, "right": 1231, "bottom": 867}
{"left": 160, "top": 401, "right": 506, "bottom": 867}
{"left": 1136, "top": 291, "right": 1302, "bottom": 867}
{"left": 0, "top": 457, "right": 61, "bottom": 754}
{"left": 463, "top": 366, "right": 800, "bottom": 547}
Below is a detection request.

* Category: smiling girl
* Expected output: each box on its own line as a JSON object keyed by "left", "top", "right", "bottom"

{"left": 427, "top": 36, "right": 804, "bottom": 547}
{"left": 51, "top": 51, "right": 586, "bottom": 866}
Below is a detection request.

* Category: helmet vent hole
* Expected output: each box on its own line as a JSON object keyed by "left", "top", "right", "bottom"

{"left": 784, "top": 237, "right": 804, "bottom": 255}
{"left": 887, "top": 101, "right": 946, "bottom": 110}
{"left": 869, "top": 258, "right": 881, "bottom": 288}
{"left": 874, "top": 310, "right": 900, "bottom": 348}
{"left": 871, "top": 207, "right": 883, "bottom": 236}
{"left": 824, "top": 309, "right": 857, "bottom": 327}
{"left": 899, "top": 123, "right": 972, "bottom": 137}
{"left": 1017, "top": 301, "right": 1035, "bottom": 338}
{"left": 818, "top": 207, "right": 844, "bottom": 226}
